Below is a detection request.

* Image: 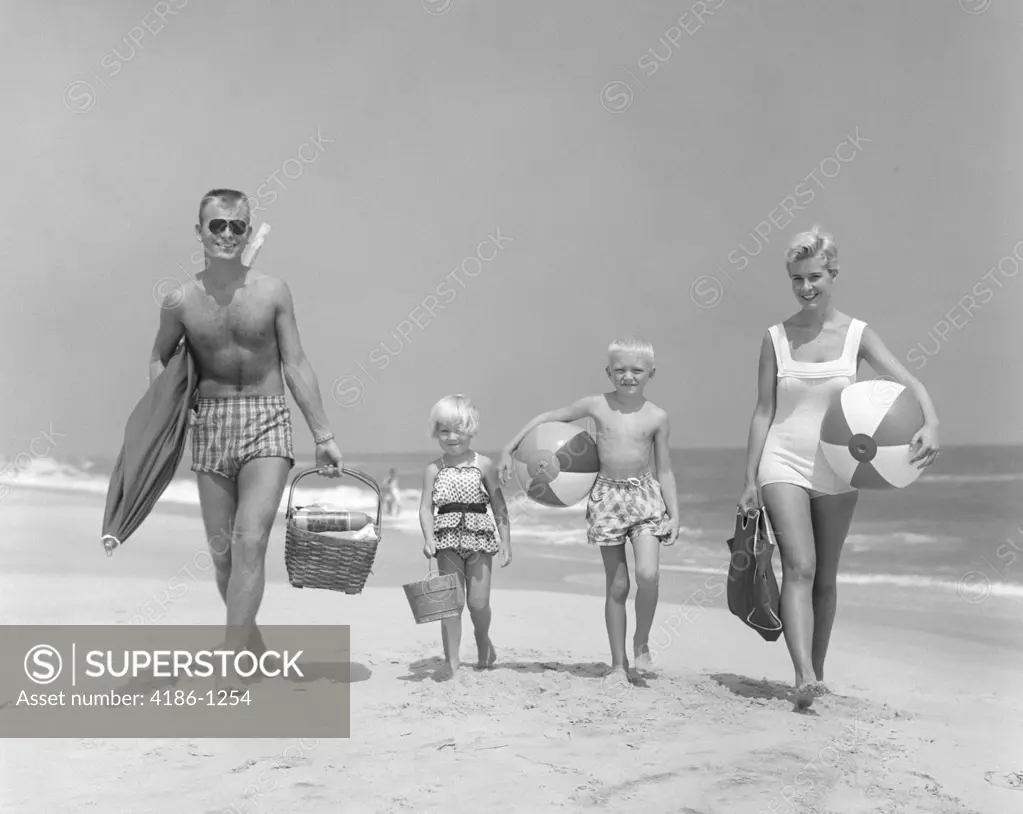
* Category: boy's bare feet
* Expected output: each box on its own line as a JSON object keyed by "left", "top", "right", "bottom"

{"left": 475, "top": 640, "right": 497, "bottom": 670}
{"left": 602, "top": 665, "right": 633, "bottom": 697}
{"left": 634, "top": 640, "right": 656, "bottom": 671}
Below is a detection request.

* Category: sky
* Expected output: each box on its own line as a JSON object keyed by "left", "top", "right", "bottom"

{"left": 2, "top": 0, "right": 1021, "bottom": 459}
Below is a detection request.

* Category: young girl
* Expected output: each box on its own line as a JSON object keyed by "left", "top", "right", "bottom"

{"left": 419, "top": 394, "right": 512, "bottom": 678}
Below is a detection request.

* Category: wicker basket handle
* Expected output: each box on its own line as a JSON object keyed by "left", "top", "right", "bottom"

{"left": 285, "top": 466, "right": 383, "bottom": 532}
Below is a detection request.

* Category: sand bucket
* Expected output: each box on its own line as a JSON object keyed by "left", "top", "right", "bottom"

{"left": 403, "top": 561, "right": 463, "bottom": 624}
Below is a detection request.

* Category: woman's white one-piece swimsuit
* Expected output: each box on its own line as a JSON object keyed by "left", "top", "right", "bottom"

{"left": 757, "top": 318, "right": 866, "bottom": 496}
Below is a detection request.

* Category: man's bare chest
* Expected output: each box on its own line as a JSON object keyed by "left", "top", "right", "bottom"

{"left": 183, "top": 292, "right": 276, "bottom": 348}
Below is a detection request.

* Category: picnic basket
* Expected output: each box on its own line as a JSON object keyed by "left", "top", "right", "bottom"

{"left": 284, "top": 466, "right": 382, "bottom": 594}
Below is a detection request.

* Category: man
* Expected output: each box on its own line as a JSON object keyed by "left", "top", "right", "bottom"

{"left": 150, "top": 188, "right": 343, "bottom": 668}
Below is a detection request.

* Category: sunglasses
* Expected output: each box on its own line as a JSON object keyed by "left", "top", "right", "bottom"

{"left": 207, "top": 218, "right": 249, "bottom": 236}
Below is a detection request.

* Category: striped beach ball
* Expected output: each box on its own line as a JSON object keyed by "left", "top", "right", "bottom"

{"left": 819, "top": 380, "right": 926, "bottom": 490}
{"left": 512, "top": 422, "right": 600, "bottom": 507}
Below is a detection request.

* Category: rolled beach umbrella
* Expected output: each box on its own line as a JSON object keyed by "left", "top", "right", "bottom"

{"left": 101, "top": 341, "right": 198, "bottom": 556}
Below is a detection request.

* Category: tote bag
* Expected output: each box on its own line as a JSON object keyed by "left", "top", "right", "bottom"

{"left": 725, "top": 507, "right": 783, "bottom": 642}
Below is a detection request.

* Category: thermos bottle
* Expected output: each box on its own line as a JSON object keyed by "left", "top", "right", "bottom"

{"left": 292, "top": 510, "right": 371, "bottom": 533}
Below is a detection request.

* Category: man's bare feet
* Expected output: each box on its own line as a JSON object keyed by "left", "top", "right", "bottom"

{"left": 248, "top": 634, "right": 280, "bottom": 683}
{"left": 475, "top": 640, "right": 497, "bottom": 670}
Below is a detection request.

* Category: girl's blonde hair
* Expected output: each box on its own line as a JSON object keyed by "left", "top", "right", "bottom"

{"left": 428, "top": 394, "right": 480, "bottom": 437}
{"left": 784, "top": 225, "right": 839, "bottom": 274}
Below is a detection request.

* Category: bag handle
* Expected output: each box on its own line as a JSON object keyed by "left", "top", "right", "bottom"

{"left": 745, "top": 606, "right": 783, "bottom": 633}
{"left": 754, "top": 506, "right": 779, "bottom": 577}
{"left": 759, "top": 506, "right": 778, "bottom": 547}
{"left": 735, "top": 507, "right": 760, "bottom": 530}
{"left": 285, "top": 466, "right": 383, "bottom": 532}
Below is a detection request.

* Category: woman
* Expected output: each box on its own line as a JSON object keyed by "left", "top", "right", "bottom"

{"left": 737, "top": 226, "right": 940, "bottom": 709}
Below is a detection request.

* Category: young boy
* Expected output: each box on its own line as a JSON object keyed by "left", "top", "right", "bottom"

{"left": 498, "top": 336, "right": 679, "bottom": 682}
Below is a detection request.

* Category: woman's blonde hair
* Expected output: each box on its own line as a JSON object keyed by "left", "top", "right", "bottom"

{"left": 428, "top": 394, "right": 480, "bottom": 437}
{"left": 784, "top": 225, "right": 838, "bottom": 274}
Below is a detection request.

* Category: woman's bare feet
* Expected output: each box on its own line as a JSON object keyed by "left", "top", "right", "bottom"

{"left": 794, "top": 680, "right": 827, "bottom": 709}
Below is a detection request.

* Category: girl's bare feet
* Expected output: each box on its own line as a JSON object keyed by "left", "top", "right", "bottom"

{"left": 436, "top": 661, "right": 462, "bottom": 682}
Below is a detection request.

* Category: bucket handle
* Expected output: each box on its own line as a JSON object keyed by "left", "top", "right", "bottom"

{"left": 285, "top": 466, "right": 383, "bottom": 533}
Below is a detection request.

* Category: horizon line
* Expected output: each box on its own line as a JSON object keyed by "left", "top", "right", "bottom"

{"left": 53, "top": 441, "right": 1023, "bottom": 461}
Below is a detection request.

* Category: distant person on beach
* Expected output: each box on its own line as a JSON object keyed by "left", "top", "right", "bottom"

{"left": 498, "top": 337, "right": 680, "bottom": 686}
{"left": 737, "top": 226, "right": 940, "bottom": 709}
{"left": 420, "top": 395, "right": 511, "bottom": 679}
{"left": 384, "top": 468, "right": 401, "bottom": 516}
{"left": 149, "top": 188, "right": 344, "bottom": 677}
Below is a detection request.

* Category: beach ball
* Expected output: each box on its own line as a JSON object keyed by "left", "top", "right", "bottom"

{"left": 512, "top": 421, "right": 600, "bottom": 507}
{"left": 819, "top": 380, "right": 926, "bottom": 490}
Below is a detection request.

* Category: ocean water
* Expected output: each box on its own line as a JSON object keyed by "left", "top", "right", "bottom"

{"left": 3, "top": 445, "right": 1022, "bottom": 599}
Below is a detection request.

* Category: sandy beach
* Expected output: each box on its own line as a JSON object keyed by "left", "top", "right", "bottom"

{"left": 2, "top": 487, "right": 1021, "bottom": 813}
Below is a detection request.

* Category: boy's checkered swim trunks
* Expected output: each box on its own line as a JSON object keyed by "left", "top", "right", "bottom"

{"left": 189, "top": 395, "right": 295, "bottom": 481}
{"left": 586, "top": 472, "right": 669, "bottom": 546}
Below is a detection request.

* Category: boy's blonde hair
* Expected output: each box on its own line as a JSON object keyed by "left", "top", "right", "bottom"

{"left": 428, "top": 394, "right": 480, "bottom": 437}
{"left": 784, "top": 225, "right": 839, "bottom": 274}
{"left": 607, "top": 335, "right": 655, "bottom": 365}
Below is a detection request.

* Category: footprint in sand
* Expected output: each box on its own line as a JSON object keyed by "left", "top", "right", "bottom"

{"left": 228, "top": 755, "right": 312, "bottom": 774}
{"left": 229, "top": 758, "right": 262, "bottom": 774}
{"left": 984, "top": 771, "right": 1023, "bottom": 791}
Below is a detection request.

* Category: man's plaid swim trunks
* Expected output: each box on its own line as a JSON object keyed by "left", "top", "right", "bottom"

{"left": 586, "top": 472, "right": 669, "bottom": 546}
{"left": 189, "top": 395, "right": 295, "bottom": 481}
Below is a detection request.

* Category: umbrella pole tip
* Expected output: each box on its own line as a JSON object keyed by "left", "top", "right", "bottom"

{"left": 101, "top": 535, "right": 120, "bottom": 557}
